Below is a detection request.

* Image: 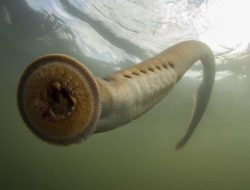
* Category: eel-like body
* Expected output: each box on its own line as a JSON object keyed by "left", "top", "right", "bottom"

{"left": 17, "top": 40, "right": 215, "bottom": 149}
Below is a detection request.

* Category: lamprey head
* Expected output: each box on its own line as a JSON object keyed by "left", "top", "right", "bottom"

{"left": 17, "top": 54, "right": 101, "bottom": 145}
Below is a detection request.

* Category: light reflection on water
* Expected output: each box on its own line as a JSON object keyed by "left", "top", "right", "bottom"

{"left": 24, "top": 0, "right": 141, "bottom": 67}
{"left": 24, "top": 0, "right": 250, "bottom": 79}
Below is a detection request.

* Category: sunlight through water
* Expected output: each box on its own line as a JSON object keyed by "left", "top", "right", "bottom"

{"left": 24, "top": 0, "right": 250, "bottom": 81}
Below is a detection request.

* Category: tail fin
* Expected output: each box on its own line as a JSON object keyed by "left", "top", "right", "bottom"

{"left": 176, "top": 46, "right": 215, "bottom": 149}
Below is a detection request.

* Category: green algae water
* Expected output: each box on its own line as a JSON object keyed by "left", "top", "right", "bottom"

{"left": 1, "top": 0, "right": 250, "bottom": 189}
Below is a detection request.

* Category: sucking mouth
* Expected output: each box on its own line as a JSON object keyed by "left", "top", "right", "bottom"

{"left": 45, "top": 81, "right": 76, "bottom": 120}
{"left": 17, "top": 54, "right": 101, "bottom": 145}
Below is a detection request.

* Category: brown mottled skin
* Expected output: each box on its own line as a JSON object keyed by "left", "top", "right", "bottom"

{"left": 17, "top": 40, "right": 215, "bottom": 149}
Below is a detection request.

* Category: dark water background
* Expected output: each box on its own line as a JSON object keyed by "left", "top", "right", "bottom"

{"left": 1, "top": 0, "right": 250, "bottom": 189}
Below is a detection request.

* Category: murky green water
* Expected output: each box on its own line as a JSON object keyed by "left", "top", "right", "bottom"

{"left": 1, "top": 0, "right": 250, "bottom": 189}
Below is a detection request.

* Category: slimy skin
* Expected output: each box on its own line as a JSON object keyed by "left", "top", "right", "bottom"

{"left": 17, "top": 40, "right": 215, "bottom": 149}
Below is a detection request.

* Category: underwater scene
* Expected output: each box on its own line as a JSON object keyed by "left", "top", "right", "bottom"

{"left": 0, "top": 0, "right": 250, "bottom": 189}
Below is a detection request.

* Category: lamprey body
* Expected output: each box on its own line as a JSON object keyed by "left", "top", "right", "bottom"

{"left": 17, "top": 40, "right": 215, "bottom": 149}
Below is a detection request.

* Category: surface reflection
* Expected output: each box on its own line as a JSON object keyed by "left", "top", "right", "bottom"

{"left": 23, "top": 0, "right": 250, "bottom": 79}
{"left": 25, "top": 0, "right": 141, "bottom": 67}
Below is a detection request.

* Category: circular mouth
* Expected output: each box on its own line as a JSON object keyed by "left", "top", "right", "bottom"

{"left": 45, "top": 81, "right": 76, "bottom": 120}
{"left": 17, "top": 54, "right": 101, "bottom": 145}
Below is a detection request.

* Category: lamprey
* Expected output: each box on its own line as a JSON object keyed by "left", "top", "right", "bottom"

{"left": 17, "top": 40, "right": 215, "bottom": 149}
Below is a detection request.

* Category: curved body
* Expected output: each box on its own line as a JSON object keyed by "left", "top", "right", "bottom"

{"left": 17, "top": 40, "right": 215, "bottom": 149}
{"left": 96, "top": 55, "right": 177, "bottom": 132}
